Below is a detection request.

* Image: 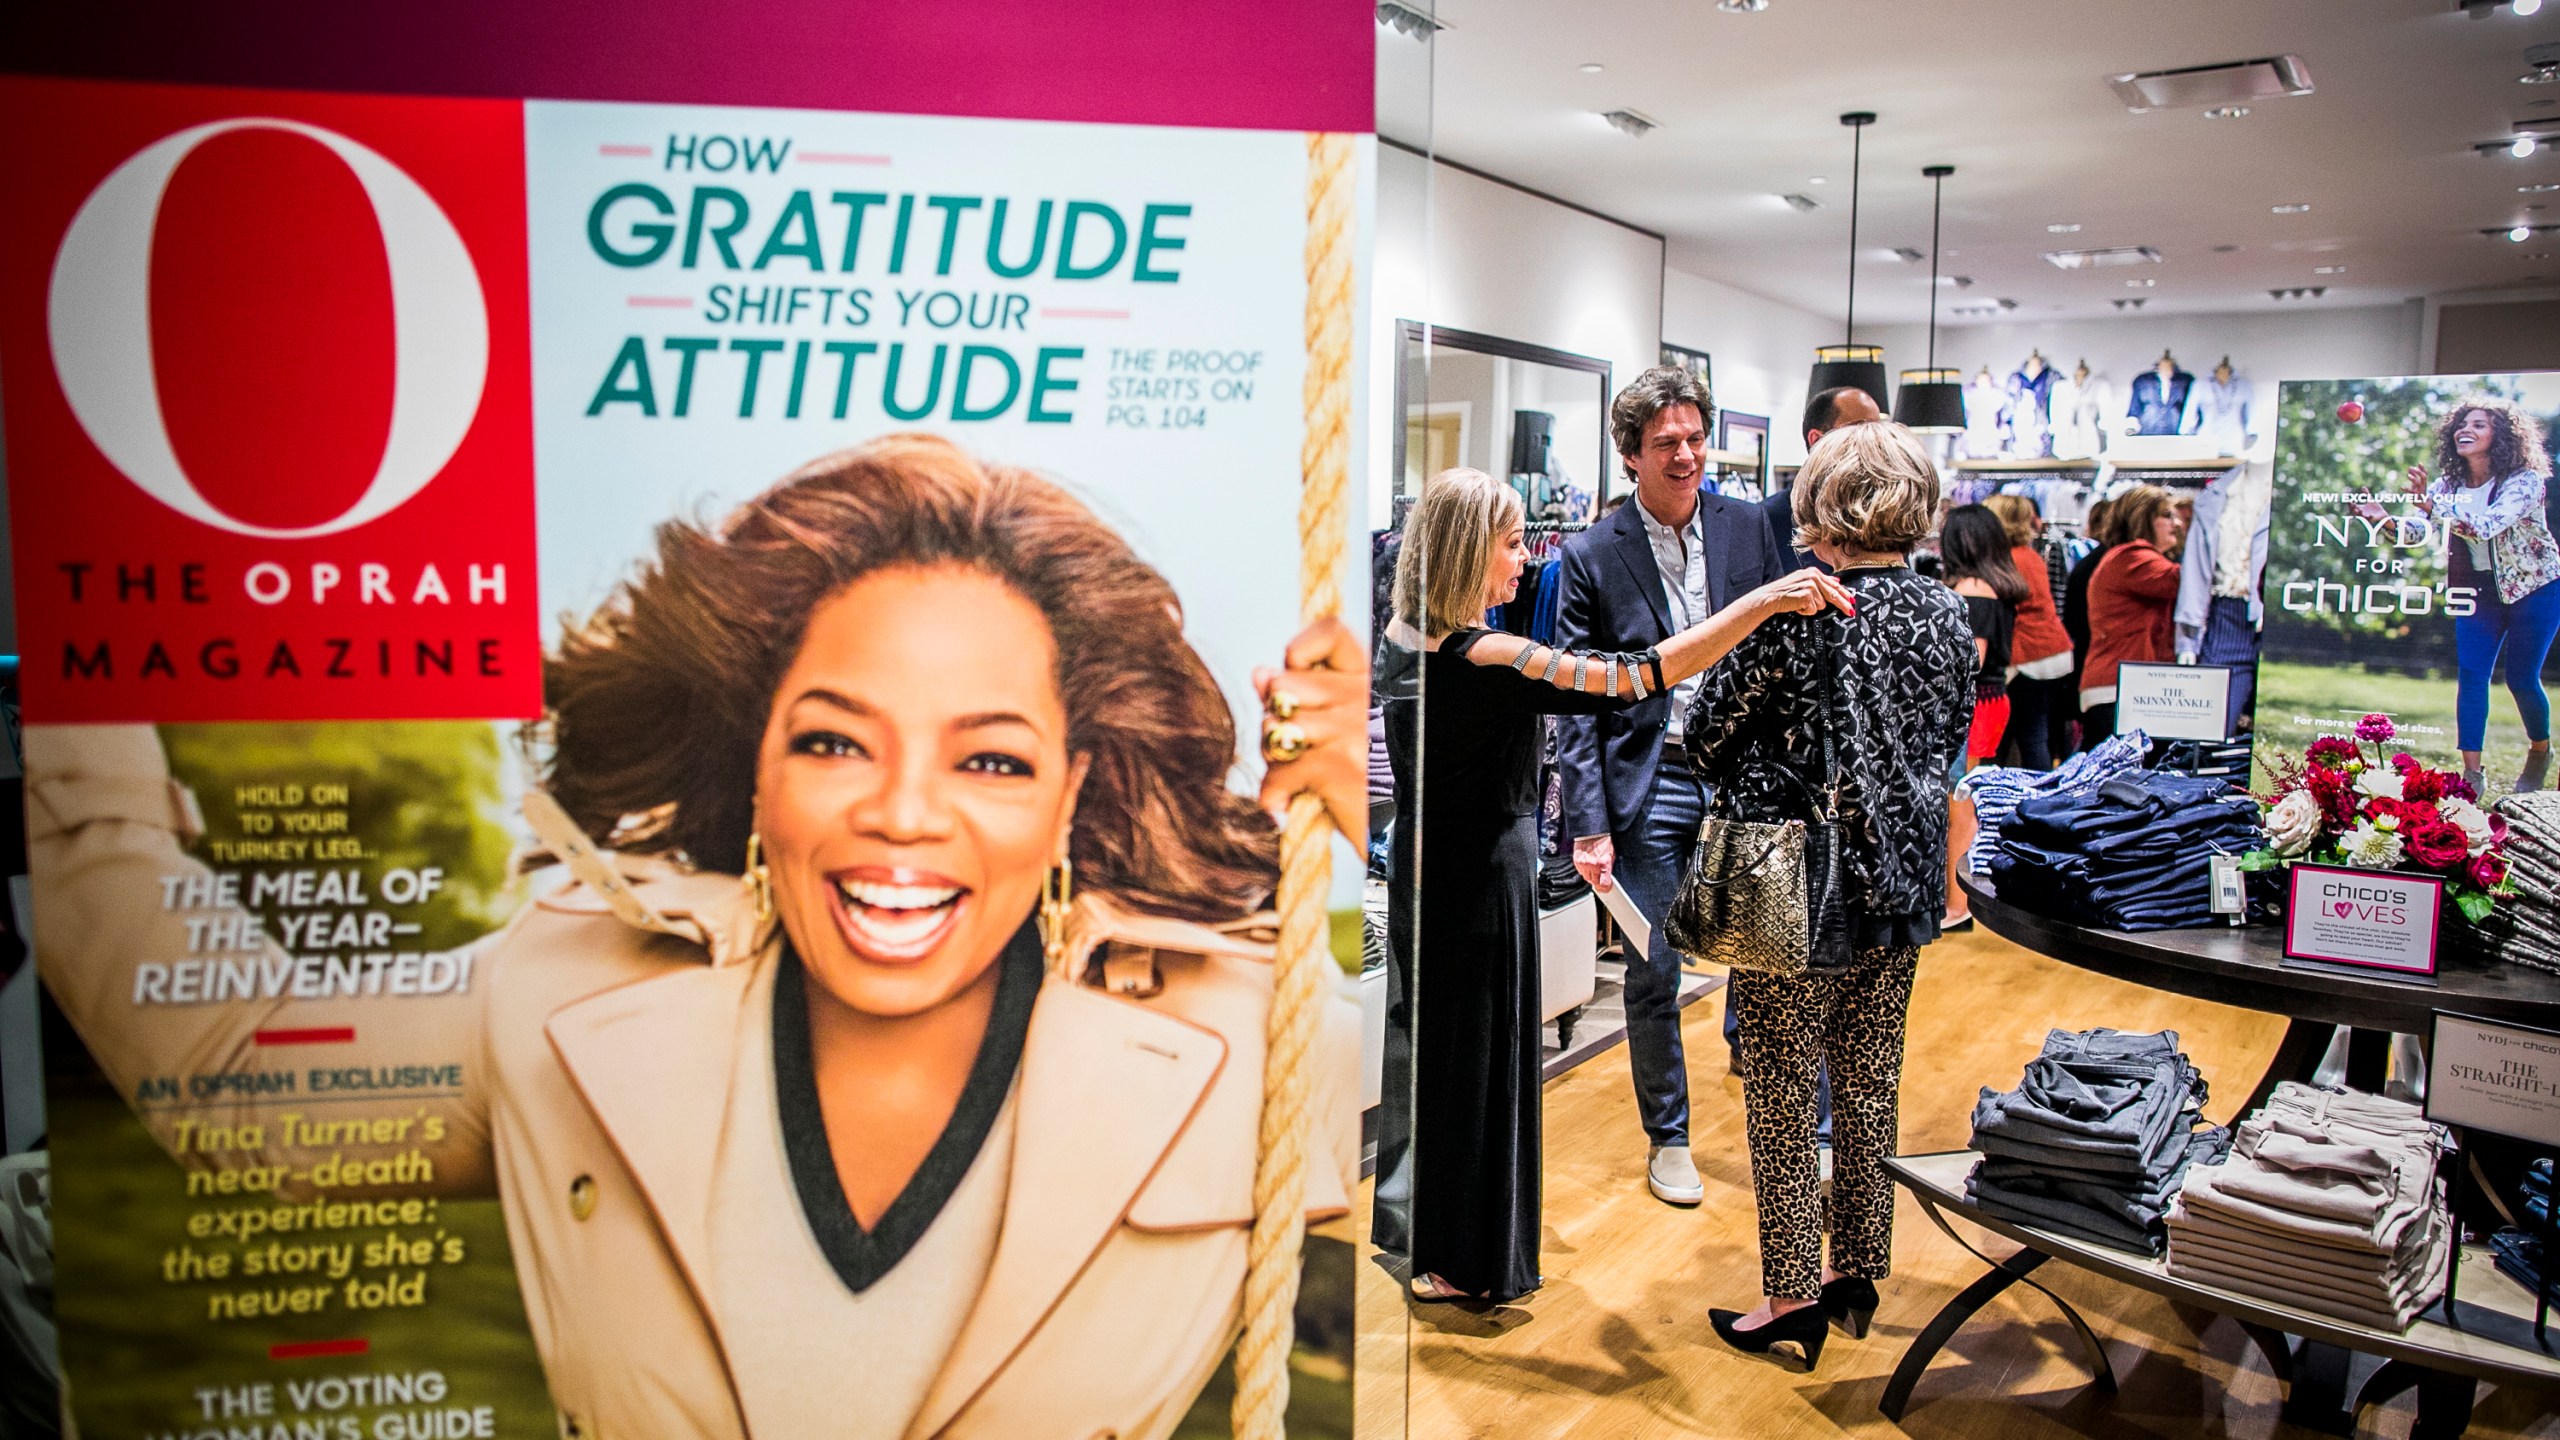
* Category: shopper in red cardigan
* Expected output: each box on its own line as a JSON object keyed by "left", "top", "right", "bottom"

{"left": 2078, "top": 484, "right": 2191, "bottom": 740}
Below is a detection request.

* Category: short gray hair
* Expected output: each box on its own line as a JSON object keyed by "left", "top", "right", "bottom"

{"left": 1609, "top": 365, "right": 1714, "bottom": 474}
{"left": 1393, "top": 468, "right": 1523, "bottom": 638}
{"left": 1792, "top": 422, "right": 1939, "bottom": 556}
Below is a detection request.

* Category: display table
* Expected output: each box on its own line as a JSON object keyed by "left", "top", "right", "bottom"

{"left": 1885, "top": 1150, "right": 2560, "bottom": 1436}
{"left": 1957, "top": 871, "right": 2560, "bottom": 1114}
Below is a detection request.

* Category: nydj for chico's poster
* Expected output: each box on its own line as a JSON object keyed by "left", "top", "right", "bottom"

{"left": 2259, "top": 374, "right": 2560, "bottom": 800}
{"left": 0, "top": 51, "right": 1368, "bottom": 1440}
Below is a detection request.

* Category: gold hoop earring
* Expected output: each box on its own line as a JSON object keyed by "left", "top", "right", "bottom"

{"left": 1039, "top": 844, "right": 1075, "bottom": 969}
{"left": 744, "top": 832, "right": 774, "bottom": 924}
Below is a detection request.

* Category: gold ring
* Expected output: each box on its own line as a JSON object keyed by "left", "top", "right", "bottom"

{"left": 1265, "top": 686, "right": 1302, "bottom": 721}
{"left": 1261, "top": 720, "right": 1310, "bottom": 764}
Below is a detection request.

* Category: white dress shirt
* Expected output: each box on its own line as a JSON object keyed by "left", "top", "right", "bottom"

{"left": 1636, "top": 495, "right": 1710, "bottom": 742}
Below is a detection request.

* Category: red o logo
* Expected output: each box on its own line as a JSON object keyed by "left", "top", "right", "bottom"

{"left": 46, "top": 118, "right": 489, "bottom": 539}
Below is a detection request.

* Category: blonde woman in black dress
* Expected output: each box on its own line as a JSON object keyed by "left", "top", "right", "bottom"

{"left": 1376, "top": 467, "right": 1851, "bottom": 1302}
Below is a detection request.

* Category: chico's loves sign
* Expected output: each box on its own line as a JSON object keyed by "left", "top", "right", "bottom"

{"left": 2285, "top": 863, "right": 2442, "bottom": 978}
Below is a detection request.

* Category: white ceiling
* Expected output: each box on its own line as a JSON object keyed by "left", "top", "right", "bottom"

{"left": 1375, "top": 0, "right": 2560, "bottom": 328}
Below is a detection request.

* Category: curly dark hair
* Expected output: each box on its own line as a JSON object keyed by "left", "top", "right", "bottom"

{"left": 542, "top": 433, "right": 1276, "bottom": 922}
{"left": 1609, "top": 365, "right": 1714, "bottom": 475}
{"left": 2434, "top": 394, "right": 2552, "bottom": 489}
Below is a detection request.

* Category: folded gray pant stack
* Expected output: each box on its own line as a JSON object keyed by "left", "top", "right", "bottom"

{"left": 2490, "top": 792, "right": 2560, "bottom": 974}
{"left": 2164, "top": 1083, "right": 2451, "bottom": 1331}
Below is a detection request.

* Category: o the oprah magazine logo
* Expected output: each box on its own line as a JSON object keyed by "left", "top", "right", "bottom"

{"left": 47, "top": 118, "right": 490, "bottom": 538}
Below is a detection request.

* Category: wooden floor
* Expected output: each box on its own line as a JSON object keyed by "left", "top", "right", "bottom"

{"left": 1356, "top": 925, "right": 2560, "bottom": 1439}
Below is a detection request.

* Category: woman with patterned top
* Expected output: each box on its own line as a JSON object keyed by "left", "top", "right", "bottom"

{"left": 1376, "top": 468, "right": 1851, "bottom": 1304}
{"left": 2407, "top": 396, "right": 2560, "bottom": 795}
{"left": 1687, "top": 423, "right": 1977, "bottom": 1371}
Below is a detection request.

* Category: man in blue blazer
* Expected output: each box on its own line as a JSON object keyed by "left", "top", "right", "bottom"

{"left": 1555, "top": 365, "right": 1784, "bottom": 1206}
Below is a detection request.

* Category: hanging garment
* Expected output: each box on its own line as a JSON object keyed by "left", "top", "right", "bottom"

{"left": 2174, "top": 466, "right": 2270, "bottom": 652}
{"left": 2127, "top": 368, "right": 2193, "bottom": 437}
{"left": 1963, "top": 376, "right": 2009, "bottom": 460}
{"left": 2051, "top": 374, "right": 2113, "bottom": 460}
{"left": 2181, "top": 375, "right": 2256, "bottom": 455}
{"left": 2005, "top": 366, "right": 2057, "bottom": 459}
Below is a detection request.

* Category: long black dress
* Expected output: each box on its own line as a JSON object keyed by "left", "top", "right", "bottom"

{"left": 1374, "top": 628, "right": 1637, "bottom": 1301}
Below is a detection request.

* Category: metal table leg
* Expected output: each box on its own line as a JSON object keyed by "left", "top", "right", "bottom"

{"left": 2280, "top": 1339, "right": 2357, "bottom": 1436}
{"left": 1880, "top": 1196, "right": 2118, "bottom": 1422}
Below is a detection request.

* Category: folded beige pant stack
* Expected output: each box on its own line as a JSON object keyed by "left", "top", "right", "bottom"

{"left": 2164, "top": 1083, "right": 2451, "bottom": 1331}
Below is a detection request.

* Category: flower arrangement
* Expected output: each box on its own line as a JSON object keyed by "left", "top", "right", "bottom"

{"left": 2247, "top": 713, "right": 2514, "bottom": 921}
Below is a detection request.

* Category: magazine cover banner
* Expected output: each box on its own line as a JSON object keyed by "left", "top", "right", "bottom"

{"left": 2258, "top": 374, "right": 2560, "bottom": 800}
{"left": 0, "top": 70, "right": 1366, "bottom": 1440}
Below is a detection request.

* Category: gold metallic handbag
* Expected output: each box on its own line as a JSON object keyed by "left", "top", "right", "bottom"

{"left": 1663, "top": 811, "right": 1813, "bottom": 978}
{"left": 1661, "top": 643, "right": 1851, "bottom": 978}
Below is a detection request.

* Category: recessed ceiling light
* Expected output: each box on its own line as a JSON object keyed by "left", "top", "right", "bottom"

{"left": 2212, "top": 244, "right": 2242, "bottom": 253}
{"left": 2046, "top": 223, "right": 2082, "bottom": 233}
{"left": 2523, "top": 0, "right": 2546, "bottom": 16}
{"left": 2045, "top": 244, "right": 2164, "bottom": 269}
{"left": 1715, "top": 0, "right": 1769, "bottom": 11}
{"left": 2515, "top": 224, "right": 2537, "bottom": 241}
{"left": 2528, "top": 251, "right": 2557, "bottom": 259}
{"left": 1808, "top": 176, "right": 1827, "bottom": 185}
{"left": 2526, "top": 66, "right": 2560, "bottom": 84}
{"left": 2273, "top": 202, "right": 2312, "bottom": 214}
{"left": 2527, "top": 183, "right": 2560, "bottom": 192}
{"left": 2126, "top": 278, "right": 2157, "bottom": 287}
{"left": 1781, "top": 192, "right": 1822, "bottom": 212}
{"left": 1578, "top": 62, "right": 1604, "bottom": 73}
{"left": 2519, "top": 135, "right": 2544, "bottom": 158}
{"left": 1601, "top": 108, "right": 1659, "bottom": 138}
{"left": 1891, "top": 246, "right": 1925, "bottom": 263}
{"left": 2314, "top": 265, "right": 2347, "bottom": 274}
{"left": 2205, "top": 105, "right": 2252, "bottom": 119}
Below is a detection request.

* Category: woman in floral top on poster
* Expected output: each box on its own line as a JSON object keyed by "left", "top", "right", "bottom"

{"left": 2409, "top": 396, "right": 2560, "bottom": 796}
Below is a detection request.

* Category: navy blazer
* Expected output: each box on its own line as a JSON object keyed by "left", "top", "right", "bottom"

{"left": 1555, "top": 492, "right": 1785, "bottom": 840}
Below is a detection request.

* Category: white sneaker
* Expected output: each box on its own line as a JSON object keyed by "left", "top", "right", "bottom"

{"left": 1648, "top": 1144, "right": 1704, "bottom": 1206}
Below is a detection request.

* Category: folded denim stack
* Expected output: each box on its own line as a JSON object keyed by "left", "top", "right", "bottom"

{"left": 1986, "top": 769, "right": 2262, "bottom": 931}
{"left": 2166, "top": 1083, "right": 2451, "bottom": 1331}
{"left": 2492, "top": 1227, "right": 2547, "bottom": 1295}
{"left": 1955, "top": 730, "right": 2149, "bottom": 875}
{"left": 2487, "top": 793, "right": 2560, "bottom": 975}
{"left": 1965, "top": 1027, "right": 2225, "bottom": 1255}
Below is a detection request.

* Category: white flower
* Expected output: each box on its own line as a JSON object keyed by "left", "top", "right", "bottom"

{"left": 2265, "top": 789, "right": 2323, "bottom": 859}
{"left": 2443, "top": 798, "right": 2497, "bottom": 856}
{"left": 2341, "top": 819, "right": 2406, "bottom": 869}
{"left": 2355, "top": 767, "right": 2405, "bottom": 801}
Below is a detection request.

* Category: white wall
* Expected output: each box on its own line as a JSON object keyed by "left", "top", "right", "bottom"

{"left": 1659, "top": 269, "right": 1841, "bottom": 467}
{"left": 1370, "top": 144, "right": 1664, "bottom": 524}
{"left": 1866, "top": 303, "right": 2427, "bottom": 440}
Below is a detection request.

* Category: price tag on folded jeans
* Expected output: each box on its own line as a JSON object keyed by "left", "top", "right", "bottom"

{"left": 2209, "top": 853, "right": 2245, "bottom": 921}
{"left": 2281, "top": 863, "right": 2441, "bottom": 980}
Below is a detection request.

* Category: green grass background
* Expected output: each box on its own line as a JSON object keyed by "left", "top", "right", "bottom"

{"left": 2254, "top": 659, "right": 2545, "bottom": 797}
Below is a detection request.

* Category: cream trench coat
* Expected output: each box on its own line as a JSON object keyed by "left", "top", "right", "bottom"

{"left": 26, "top": 725, "right": 1360, "bottom": 1440}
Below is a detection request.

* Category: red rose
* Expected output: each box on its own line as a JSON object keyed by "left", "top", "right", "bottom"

{"left": 2473, "top": 852, "right": 2511, "bottom": 889}
{"left": 2447, "top": 772, "right": 2482, "bottom": 803}
{"left": 2402, "top": 768, "right": 2447, "bottom": 804}
{"left": 2306, "top": 737, "right": 2357, "bottom": 768}
{"left": 2407, "top": 821, "right": 2470, "bottom": 871}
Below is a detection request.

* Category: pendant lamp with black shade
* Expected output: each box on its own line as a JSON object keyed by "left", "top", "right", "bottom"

{"left": 1892, "top": 164, "right": 1967, "bottom": 433}
{"left": 1807, "top": 111, "right": 1889, "bottom": 410}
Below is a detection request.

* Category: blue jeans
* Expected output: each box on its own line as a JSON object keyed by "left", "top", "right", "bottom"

{"left": 1607, "top": 752, "right": 1703, "bottom": 1147}
{"left": 2457, "top": 577, "right": 2560, "bottom": 750}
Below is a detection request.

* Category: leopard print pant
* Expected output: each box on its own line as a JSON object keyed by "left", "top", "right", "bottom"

{"left": 1731, "top": 946, "right": 1921, "bottom": 1301}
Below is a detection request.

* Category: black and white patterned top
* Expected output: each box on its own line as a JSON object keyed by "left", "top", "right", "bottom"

{"left": 1682, "top": 565, "right": 1978, "bottom": 951}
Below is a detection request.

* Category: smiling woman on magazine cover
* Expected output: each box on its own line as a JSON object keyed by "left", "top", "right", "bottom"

{"left": 29, "top": 433, "right": 1367, "bottom": 1440}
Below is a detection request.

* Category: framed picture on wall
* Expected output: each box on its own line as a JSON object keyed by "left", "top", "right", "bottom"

{"left": 1661, "top": 343, "right": 1711, "bottom": 394}
{"left": 1720, "top": 410, "right": 1770, "bottom": 497}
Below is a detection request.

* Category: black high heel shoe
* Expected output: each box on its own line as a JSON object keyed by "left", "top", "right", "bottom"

{"left": 1819, "top": 1276, "right": 1878, "bottom": 1338}
{"left": 1708, "top": 1304, "right": 1829, "bottom": 1369}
